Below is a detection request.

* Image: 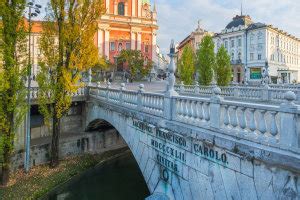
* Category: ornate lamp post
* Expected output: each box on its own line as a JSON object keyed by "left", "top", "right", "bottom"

{"left": 25, "top": 1, "right": 42, "bottom": 173}
{"left": 166, "top": 40, "right": 178, "bottom": 97}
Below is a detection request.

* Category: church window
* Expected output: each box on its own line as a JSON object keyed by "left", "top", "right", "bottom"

{"left": 126, "top": 42, "right": 131, "bottom": 50}
{"left": 118, "top": 2, "right": 125, "bottom": 16}
{"left": 145, "top": 44, "right": 149, "bottom": 53}
{"left": 110, "top": 42, "right": 115, "bottom": 51}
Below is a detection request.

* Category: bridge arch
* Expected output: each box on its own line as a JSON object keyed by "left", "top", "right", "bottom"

{"left": 85, "top": 102, "right": 174, "bottom": 199}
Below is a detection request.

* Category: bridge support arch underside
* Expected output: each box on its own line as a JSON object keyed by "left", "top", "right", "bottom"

{"left": 86, "top": 100, "right": 300, "bottom": 200}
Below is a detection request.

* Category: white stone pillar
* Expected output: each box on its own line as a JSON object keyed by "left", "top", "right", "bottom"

{"left": 104, "top": 29, "right": 110, "bottom": 59}
{"left": 131, "top": 32, "right": 136, "bottom": 50}
{"left": 125, "top": 2, "right": 128, "bottom": 16}
{"left": 114, "top": 1, "right": 117, "bottom": 15}
{"left": 98, "top": 29, "right": 104, "bottom": 56}
{"left": 105, "top": 0, "right": 110, "bottom": 13}
{"left": 137, "top": 32, "right": 142, "bottom": 51}
{"left": 132, "top": 0, "right": 136, "bottom": 17}
{"left": 137, "top": 0, "right": 141, "bottom": 17}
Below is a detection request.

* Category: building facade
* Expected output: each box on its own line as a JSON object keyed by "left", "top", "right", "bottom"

{"left": 97, "top": 0, "right": 158, "bottom": 71}
{"left": 29, "top": 0, "right": 158, "bottom": 80}
{"left": 214, "top": 15, "right": 300, "bottom": 84}
{"left": 177, "top": 21, "right": 213, "bottom": 60}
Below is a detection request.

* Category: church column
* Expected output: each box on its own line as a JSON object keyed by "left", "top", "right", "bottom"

{"left": 137, "top": 0, "right": 141, "bottom": 17}
{"left": 114, "top": 0, "right": 117, "bottom": 15}
{"left": 125, "top": 2, "right": 128, "bottom": 16}
{"left": 131, "top": 32, "right": 136, "bottom": 50}
{"left": 104, "top": 29, "right": 110, "bottom": 59}
{"left": 105, "top": 0, "right": 110, "bottom": 13}
{"left": 137, "top": 32, "right": 142, "bottom": 50}
{"left": 132, "top": 0, "right": 136, "bottom": 17}
{"left": 98, "top": 29, "right": 104, "bottom": 56}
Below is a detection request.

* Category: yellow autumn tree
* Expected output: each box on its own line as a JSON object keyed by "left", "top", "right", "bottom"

{"left": 0, "top": 0, "right": 28, "bottom": 185}
{"left": 37, "top": 0, "right": 106, "bottom": 167}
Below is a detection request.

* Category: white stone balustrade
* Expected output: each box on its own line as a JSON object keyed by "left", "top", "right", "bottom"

{"left": 29, "top": 87, "right": 86, "bottom": 101}
{"left": 89, "top": 85, "right": 300, "bottom": 150}
{"left": 175, "top": 83, "right": 300, "bottom": 103}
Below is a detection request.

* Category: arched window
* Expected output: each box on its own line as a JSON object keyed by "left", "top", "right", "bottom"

{"left": 118, "top": 2, "right": 125, "bottom": 15}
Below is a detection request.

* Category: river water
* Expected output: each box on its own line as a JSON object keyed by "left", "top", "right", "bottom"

{"left": 46, "top": 153, "right": 150, "bottom": 200}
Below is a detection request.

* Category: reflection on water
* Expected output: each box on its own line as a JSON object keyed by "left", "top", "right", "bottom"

{"left": 46, "top": 153, "right": 150, "bottom": 200}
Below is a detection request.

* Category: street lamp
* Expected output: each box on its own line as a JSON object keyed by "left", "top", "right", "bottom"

{"left": 25, "top": 0, "right": 42, "bottom": 173}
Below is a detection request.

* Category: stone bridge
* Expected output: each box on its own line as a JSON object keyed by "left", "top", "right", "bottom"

{"left": 26, "top": 43, "right": 300, "bottom": 199}
{"left": 86, "top": 82, "right": 300, "bottom": 200}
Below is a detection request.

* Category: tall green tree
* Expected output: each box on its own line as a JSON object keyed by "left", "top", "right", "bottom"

{"left": 178, "top": 45, "right": 195, "bottom": 85}
{"left": 0, "top": 0, "right": 28, "bottom": 185}
{"left": 215, "top": 45, "right": 232, "bottom": 86}
{"left": 37, "top": 0, "right": 105, "bottom": 167}
{"left": 196, "top": 35, "right": 215, "bottom": 85}
{"left": 118, "top": 49, "right": 152, "bottom": 81}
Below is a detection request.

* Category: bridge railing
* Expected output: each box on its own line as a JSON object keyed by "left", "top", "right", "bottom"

{"left": 89, "top": 84, "right": 300, "bottom": 151}
{"left": 174, "top": 83, "right": 300, "bottom": 104}
{"left": 29, "top": 87, "right": 86, "bottom": 100}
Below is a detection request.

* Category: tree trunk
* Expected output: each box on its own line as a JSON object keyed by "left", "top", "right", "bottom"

{"left": 50, "top": 114, "right": 60, "bottom": 168}
{"left": 1, "top": 168, "right": 10, "bottom": 186}
{"left": 0, "top": 152, "right": 11, "bottom": 186}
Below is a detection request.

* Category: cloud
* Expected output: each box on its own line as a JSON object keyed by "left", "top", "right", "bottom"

{"left": 154, "top": 0, "right": 300, "bottom": 54}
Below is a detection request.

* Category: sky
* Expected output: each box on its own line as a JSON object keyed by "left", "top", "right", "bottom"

{"left": 154, "top": 0, "right": 300, "bottom": 54}
{"left": 35, "top": 0, "right": 300, "bottom": 54}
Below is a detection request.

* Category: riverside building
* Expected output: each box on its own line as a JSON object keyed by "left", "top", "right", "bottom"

{"left": 28, "top": 0, "right": 159, "bottom": 80}
{"left": 213, "top": 14, "right": 300, "bottom": 84}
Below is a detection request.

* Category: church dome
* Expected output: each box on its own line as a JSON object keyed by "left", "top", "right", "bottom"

{"left": 225, "top": 15, "right": 253, "bottom": 29}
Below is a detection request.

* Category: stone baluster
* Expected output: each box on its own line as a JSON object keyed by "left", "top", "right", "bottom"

{"left": 176, "top": 99, "right": 182, "bottom": 119}
{"left": 179, "top": 81, "right": 184, "bottom": 94}
{"left": 248, "top": 108, "right": 256, "bottom": 132}
{"left": 105, "top": 81, "right": 111, "bottom": 100}
{"left": 179, "top": 99, "right": 185, "bottom": 120}
{"left": 194, "top": 82, "right": 200, "bottom": 94}
{"left": 279, "top": 91, "right": 298, "bottom": 147}
{"left": 204, "top": 102, "right": 210, "bottom": 121}
{"left": 183, "top": 99, "right": 189, "bottom": 122}
{"left": 239, "top": 107, "right": 247, "bottom": 130}
{"left": 192, "top": 101, "right": 198, "bottom": 122}
{"left": 269, "top": 111, "right": 278, "bottom": 136}
{"left": 137, "top": 84, "right": 144, "bottom": 111}
{"left": 230, "top": 106, "right": 238, "bottom": 128}
{"left": 188, "top": 100, "right": 194, "bottom": 121}
{"left": 257, "top": 110, "right": 267, "bottom": 134}
{"left": 262, "top": 85, "right": 270, "bottom": 101}
{"left": 223, "top": 105, "right": 229, "bottom": 127}
{"left": 209, "top": 86, "right": 223, "bottom": 128}
{"left": 119, "top": 83, "right": 125, "bottom": 105}
{"left": 197, "top": 102, "right": 204, "bottom": 121}
{"left": 233, "top": 85, "right": 240, "bottom": 98}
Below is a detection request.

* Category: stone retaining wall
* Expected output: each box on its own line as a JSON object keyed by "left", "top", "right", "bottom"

{"left": 10, "top": 128, "right": 126, "bottom": 171}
